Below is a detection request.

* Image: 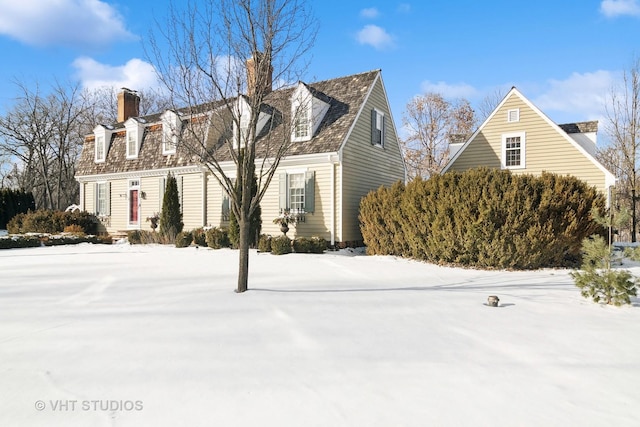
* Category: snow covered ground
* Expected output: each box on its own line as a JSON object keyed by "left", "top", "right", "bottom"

{"left": 1, "top": 243, "right": 639, "bottom": 426}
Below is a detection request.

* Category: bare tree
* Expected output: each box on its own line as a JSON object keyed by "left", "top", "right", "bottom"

{"left": 477, "top": 87, "right": 507, "bottom": 123}
{"left": 600, "top": 56, "right": 640, "bottom": 242}
{"left": 148, "top": 0, "right": 317, "bottom": 293}
{"left": 401, "top": 93, "right": 476, "bottom": 180}
{"left": 0, "top": 81, "right": 87, "bottom": 210}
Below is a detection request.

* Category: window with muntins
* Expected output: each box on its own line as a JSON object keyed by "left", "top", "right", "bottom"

{"left": 95, "top": 182, "right": 110, "bottom": 216}
{"left": 294, "top": 104, "right": 310, "bottom": 139}
{"left": 95, "top": 136, "right": 105, "bottom": 162}
{"left": 502, "top": 132, "right": 526, "bottom": 169}
{"left": 126, "top": 128, "right": 138, "bottom": 158}
{"left": 289, "top": 173, "right": 305, "bottom": 212}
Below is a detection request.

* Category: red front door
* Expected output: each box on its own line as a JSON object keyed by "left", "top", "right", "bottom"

{"left": 129, "top": 189, "right": 139, "bottom": 225}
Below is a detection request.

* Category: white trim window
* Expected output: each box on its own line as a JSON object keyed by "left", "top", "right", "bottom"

{"left": 371, "top": 108, "right": 385, "bottom": 147}
{"left": 507, "top": 108, "right": 520, "bottom": 123}
{"left": 126, "top": 127, "right": 138, "bottom": 159}
{"left": 279, "top": 170, "right": 315, "bottom": 214}
{"left": 502, "top": 132, "right": 526, "bottom": 169}
{"left": 293, "top": 103, "right": 310, "bottom": 141}
{"left": 95, "top": 182, "right": 110, "bottom": 216}
{"left": 95, "top": 136, "right": 106, "bottom": 162}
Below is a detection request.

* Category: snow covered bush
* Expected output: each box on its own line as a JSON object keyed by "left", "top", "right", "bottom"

{"left": 571, "top": 235, "right": 638, "bottom": 306}
{"left": 191, "top": 228, "right": 207, "bottom": 247}
{"left": 360, "top": 168, "right": 605, "bottom": 269}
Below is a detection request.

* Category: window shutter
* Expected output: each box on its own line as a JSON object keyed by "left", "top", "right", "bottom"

{"left": 304, "top": 171, "right": 315, "bottom": 213}
{"left": 94, "top": 183, "right": 99, "bottom": 214}
{"left": 371, "top": 109, "right": 377, "bottom": 145}
{"left": 222, "top": 188, "right": 230, "bottom": 221}
{"left": 159, "top": 177, "right": 166, "bottom": 211}
{"left": 105, "top": 182, "right": 111, "bottom": 216}
{"left": 381, "top": 113, "right": 385, "bottom": 147}
{"left": 177, "top": 176, "right": 184, "bottom": 213}
{"left": 279, "top": 173, "right": 287, "bottom": 211}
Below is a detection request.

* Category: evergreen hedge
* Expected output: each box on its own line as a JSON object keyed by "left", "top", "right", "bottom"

{"left": 0, "top": 188, "right": 35, "bottom": 229}
{"left": 159, "top": 173, "right": 183, "bottom": 240}
{"left": 360, "top": 168, "right": 605, "bottom": 269}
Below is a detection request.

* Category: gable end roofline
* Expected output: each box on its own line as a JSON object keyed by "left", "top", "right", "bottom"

{"left": 441, "top": 88, "right": 616, "bottom": 187}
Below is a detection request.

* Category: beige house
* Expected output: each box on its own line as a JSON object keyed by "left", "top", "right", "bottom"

{"left": 75, "top": 70, "right": 406, "bottom": 246}
{"left": 443, "top": 87, "right": 616, "bottom": 203}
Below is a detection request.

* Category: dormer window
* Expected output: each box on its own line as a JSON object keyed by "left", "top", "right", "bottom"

{"left": 93, "top": 125, "right": 113, "bottom": 163}
{"left": 95, "top": 136, "right": 105, "bottom": 162}
{"left": 161, "top": 110, "right": 181, "bottom": 155}
{"left": 290, "top": 82, "right": 329, "bottom": 143}
{"left": 293, "top": 104, "right": 310, "bottom": 140}
{"left": 125, "top": 118, "right": 144, "bottom": 159}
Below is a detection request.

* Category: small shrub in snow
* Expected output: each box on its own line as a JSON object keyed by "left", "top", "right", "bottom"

{"left": 271, "top": 235, "right": 291, "bottom": 255}
{"left": 192, "top": 228, "right": 207, "bottom": 247}
{"left": 571, "top": 235, "right": 638, "bottom": 306}
{"left": 257, "top": 234, "right": 272, "bottom": 252}
{"left": 7, "top": 213, "right": 26, "bottom": 234}
{"left": 0, "top": 235, "right": 41, "bottom": 249}
{"left": 293, "top": 236, "right": 326, "bottom": 253}
{"left": 175, "top": 231, "right": 193, "bottom": 248}
{"left": 128, "top": 230, "right": 142, "bottom": 245}
{"left": 205, "top": 227, "right": 230, "bottom": 249}
{"left": 63, "top": 224, "right": 85, "bottom": 235}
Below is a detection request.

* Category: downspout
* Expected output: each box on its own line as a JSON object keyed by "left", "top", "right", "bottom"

{"left": 329, "top": 153, "right": 340, "bottom": 247}
{"left": 79, "top": 181, "right": 85, "bottom": 211}
{"left": 202, "top": 169, "right": 208, "bottom": 227}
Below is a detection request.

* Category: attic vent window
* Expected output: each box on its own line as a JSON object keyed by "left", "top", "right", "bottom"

{"left": 507, "top": 109, "right": 520, "bottom": 123}
{"left": 95, "top": 136, "right": 105, "bottom": 162}
{"left": 371, "top": 109, "right": 385, "bottom": 147}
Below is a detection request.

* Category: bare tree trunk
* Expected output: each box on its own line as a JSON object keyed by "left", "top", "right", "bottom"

{"left": 236, "top": 215, "right": 251, "bottom": 293}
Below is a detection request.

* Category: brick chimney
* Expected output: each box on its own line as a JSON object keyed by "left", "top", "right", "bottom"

{"left": 246, "top": 53, "right": 273, "bottom": 97}
{"left": 117, "top": 88, "right": 140, "bottom": 122}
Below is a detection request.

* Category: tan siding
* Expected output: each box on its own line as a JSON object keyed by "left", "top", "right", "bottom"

{"left": 261, "top": 163, "right": 334, "bottom": 241}
{"left": 139, "top": 176, "right": 162, "bottom": 232}
{"left": 206, "top": 175, "right": 227, "bottom": 228}
{"left": 340, "top": 77, "right": 406, "bottom": 243}
{"left": 109, "top": 179, "right": 128, "bottom": 233}
{"left": 181, "top": 173, "right": 204, "bottom": 230}
{"left": 449, "top": 94, "right": 608, "bottom": 193}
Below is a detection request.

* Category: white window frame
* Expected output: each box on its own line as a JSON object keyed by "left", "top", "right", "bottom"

{"left": 292, "top": 103, "right": 311, "bottom": 142}
{"left": 95, "top": 135, "right": 106, "bottom": 162}
{"left": 507, "top": 108, "right": 520, "bottom": 123}
{"left": 288, "top": 172, "right": 306, "bottom": 213}
{"left": 501, "top": 131, "right": 526, "bottom": 170}
{"left": 95, "top": 182, "right": 109, "bottom": 216}
{"left": 126, "top": 127, "right": 138, "bottom": 159}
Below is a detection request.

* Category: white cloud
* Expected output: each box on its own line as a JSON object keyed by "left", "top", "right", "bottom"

{"left": 600, "top": 0, "right": 640, "bottom": 17}
{"left": 533, "top": 70, "right": 615, "bottom": 122}
{"left": 0, "top": 0, "right": 135, "bottom": 47}
{"left": 419, "top": 80, "right": 479, "bottom": 99}
{"left": 360, "top": 7, "right": 380, "bottom": 19}
{"left": 72, "top": 57, "right": 159, "bottom": 91}
{"left": 356, "top": 25, "right": 394, "bottom": 50}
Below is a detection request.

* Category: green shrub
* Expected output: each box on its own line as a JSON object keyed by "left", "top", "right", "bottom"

{"left": 63, "top": 224, "right": 85, "bottom": 235}
{"left": 0, "top": 235, "right": 41, "bottom": 249}
{"left": 310, "top": 236, "right": 327, "bottom": 253}
{"left": 0, "top": 188, "right": 35, "bottom": 229}
{"left": 7, "top": 212, "right": 25, "bottom": 234}
{"left": 128, "top": 230, "right": 142, "bottom": 244}
{"left": 360, "top": 168, "right": 605, "bottom": 269}
{"left": 258, "top": 234, "right": 272, "bottom": 252}
{"left": 159, "top": 173, "right": 183, "bottom": 240}
{"left": 175, "top": 231, "right": 193, "bottom": 248}
{"left": 571, "top": 235, "right": 638, "bottom": 306}
{"left": 271, "top": 235, "right": 292, "bottom": 255}
{"left": 205, "top": 227, "right": 230, "bottom": 249}
{"left": 192, "top": 228, "right": 207, "bottom": 246}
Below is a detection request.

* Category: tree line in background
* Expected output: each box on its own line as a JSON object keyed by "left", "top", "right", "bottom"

{"left": 0, "top": 82, "right": 170, "bottom": 211}
{"left": 0, "top": 188, "right": 35, "bottom": 229}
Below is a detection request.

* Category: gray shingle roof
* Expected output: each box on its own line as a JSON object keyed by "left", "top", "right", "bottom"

{"left": 558, "top": 121, "right": 598, "bottom": 134}
{"left": 76, "top": 70, "right": 380, "bottom": 176}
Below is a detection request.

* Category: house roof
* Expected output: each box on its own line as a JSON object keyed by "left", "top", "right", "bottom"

{"left": 76, "top": 70, "right": 381, "bottom": 177}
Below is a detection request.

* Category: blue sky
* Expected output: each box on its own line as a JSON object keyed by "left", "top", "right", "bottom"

{"left": 0, "top": 0, "right": 639, "bottom": 138}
